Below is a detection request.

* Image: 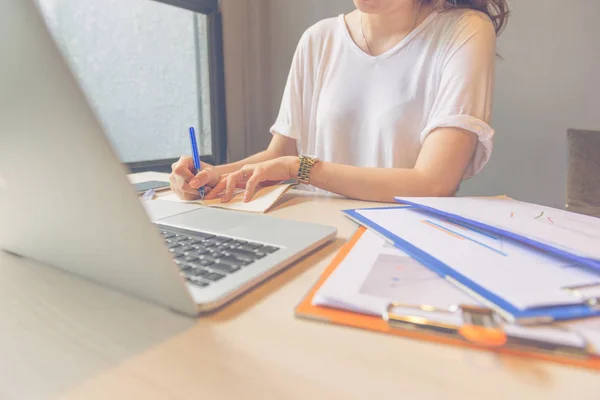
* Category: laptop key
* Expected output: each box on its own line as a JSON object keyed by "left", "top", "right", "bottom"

{"left": 213, "top": 236, "right": 233, "bottom": 245}
{"left": 183, "top": 256, "right": 199, "bottom": 263}
{"left": 180, "top": 264, "right": 196, "bottom": 273}
{"left": 180, "top": 245, "right": 195, "bottom": 252}
{"left": 210, "top": 250, "right": 227, "bottom": 258}
{"left": 260, "top": 246, "right": 279, "bottom": 254}
{"left": 210, "top": 263, "right": 240, "bottom": 274}
{"left": 162, "top": 232, "right": 176, "bottom": 239}
{"left": 185, "top": 267, "right": 210, "bottom": 277}
{"left": 231, "top": 239, "right": 248, "bottom": 247}
{"left": 202, "top": 239, "right": 219, "bottom": 248}
{"left": 205, "top": 272, "right": 225, "bottom": 281}
{"left": 217, "top": 255, "right": 250, "bottom": 267}
{"left": 188, "top": 280, "right": 209, "bottom": 288}
{"left": 185, "top": 250, "right": 208, "bottom": 258}
{"left": 238, "top": 243, "right": 262, "bottom": 251}
{"left": 194, "top": 256, "right": 216, "bottom": 266}
{"left": 227, "top": 248, "right": 259, "bottom": 259}
{"left": 192, "top": 232, "right": 215, "bottom": 240}
{"left": 197, "top": 259, "right": 216, "bottom": 267}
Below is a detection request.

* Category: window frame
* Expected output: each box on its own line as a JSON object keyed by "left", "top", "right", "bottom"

{"left": 128, "top": 0, "right": 227, "bottom": 173}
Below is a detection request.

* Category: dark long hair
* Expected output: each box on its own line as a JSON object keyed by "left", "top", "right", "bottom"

{"left": 422, "top": 0, "right": 510, "bottom": 35}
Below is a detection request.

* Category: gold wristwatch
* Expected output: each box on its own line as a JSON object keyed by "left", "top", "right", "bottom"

{"left": 297, "top": 155, "right": 320, "bottom": 184}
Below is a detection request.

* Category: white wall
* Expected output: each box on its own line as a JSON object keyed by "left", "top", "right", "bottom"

{"left": 252, "top": 0, "right": 600, "bottom": 208}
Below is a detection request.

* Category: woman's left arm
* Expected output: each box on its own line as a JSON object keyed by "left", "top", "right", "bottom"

{"left": 305, "top": 126, "right": 478, "bottom": 202}
{"left": 209, "top": 126, "right": 477, "bottom": 203}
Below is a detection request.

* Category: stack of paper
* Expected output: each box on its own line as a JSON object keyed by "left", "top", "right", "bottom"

{"left": 311, "top": 227, "right": 600, "bottom": 354}
{"left": 306, "top": 196, "right": 600, "bottom": 359}
{"left": 344, "top": 198, "right": 600, "bottom": 324}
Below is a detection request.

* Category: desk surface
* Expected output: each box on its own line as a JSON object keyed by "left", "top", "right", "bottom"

{"left": 1, "top": 172, "right": 598, "bottom": 400}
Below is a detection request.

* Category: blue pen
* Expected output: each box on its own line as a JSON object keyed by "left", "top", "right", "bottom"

{"left": 188, "top": 126, "right": 205, "bottom": 199}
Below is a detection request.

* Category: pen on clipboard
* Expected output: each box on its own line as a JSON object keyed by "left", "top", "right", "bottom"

{"left": 188, "top": 126, "right": 205, "bottom": 199}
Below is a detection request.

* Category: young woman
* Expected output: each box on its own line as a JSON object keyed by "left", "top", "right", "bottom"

{"left": 170, "top": 0, "right": 509, "bottom": 203}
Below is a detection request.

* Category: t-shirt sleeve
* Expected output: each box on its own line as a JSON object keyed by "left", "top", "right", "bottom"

{"left": 421, "top": 12, "right": 497, "bottom": 179}
{"left": 270, "top": 31, "right": 312, "bottom": 144}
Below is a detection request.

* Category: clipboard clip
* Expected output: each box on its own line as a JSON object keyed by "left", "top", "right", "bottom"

{"left": 383, "top": 303, "right": 507, "bottom": 347}
{"left": 563, "top": 283, "right": 600, "bottom": 310}
{"left": 383, "top": 302, "right": 594, "bottom": 358}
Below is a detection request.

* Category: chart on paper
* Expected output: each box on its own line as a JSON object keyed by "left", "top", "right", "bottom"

{"left": 421, "top": 218, "right": 508, "bottom": 256}
{"left": 415, "top": 215, "right": 577, "bottom": 268}
{"left": 531, "top": 212, "right": 600, "bottom": 240}
{"left": 313, "top": 228, "right": 479, "bottom": 316}
{"left": 395, "top": 196, "right": 600, "bottom": 261}
{"left": 359, "top": 253, "right": 438, "bottom": 299}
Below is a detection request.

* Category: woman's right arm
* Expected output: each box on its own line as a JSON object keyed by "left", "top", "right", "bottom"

{"left": 169, "top": 133, "right": 297, "bottom": 200}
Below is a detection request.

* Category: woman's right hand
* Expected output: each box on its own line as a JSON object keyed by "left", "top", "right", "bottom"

{"left": 169, "top": 156, "right": 221, "bottom": 200}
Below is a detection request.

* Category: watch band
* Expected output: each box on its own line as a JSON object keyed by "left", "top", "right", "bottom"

{"left": 297, "top": 155, "right": 319, "bottom": 185}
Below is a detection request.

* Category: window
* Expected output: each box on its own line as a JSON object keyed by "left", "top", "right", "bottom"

{"left": 37, "top": 0, "right": 226, "bottom": 172}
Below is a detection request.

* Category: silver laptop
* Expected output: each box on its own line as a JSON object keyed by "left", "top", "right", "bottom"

{"left": 0, "top": 1, "right": 336, "bottom": 316}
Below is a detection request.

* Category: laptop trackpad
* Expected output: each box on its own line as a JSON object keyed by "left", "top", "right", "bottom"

{"left": 142, "top": 200, "right": 201, "bottom": 222}
{"left": 157, "top": 207, "right": 254, "bottom": 233}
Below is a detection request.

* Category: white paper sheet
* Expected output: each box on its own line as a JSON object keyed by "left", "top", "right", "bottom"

{"left": 313, "top": 229, "right": 479, "bottom": 315}
{"left": 159, "top": 182, "right": 294, "bottom": 214}
{"left": 314, "top": 229, "right": 600, "bottom": 353}
{"left": 396, "top": 196, "right": 600, "bottom": 261}
{"left": 356, "top": 207, "right": 600, "bottom": 310}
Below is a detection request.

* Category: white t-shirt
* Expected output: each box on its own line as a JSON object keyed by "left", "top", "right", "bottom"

{"left": 270, "top": 9, "right": 497, "bottom": 183}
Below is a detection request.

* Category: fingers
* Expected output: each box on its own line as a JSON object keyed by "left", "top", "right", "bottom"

{"left": 169, "top": 173, "right": 201, "bottom": 199}
{"left": 181, "top": 182, "right": 203, "bottom": 197}
{"left": 204, "top": 177, "right": 228, "bottom": 200}
{"left": 169, "top": 156, "right": 209, "bottom": 200}
{"left": 169, "top": 170, "right": 196, "bottom": 196}
{"left": 190, "top": 170, "right": 211, "bottom": 189}
{"left": 244, "top": 168, "right": 264, "bottom": 202}
{"left": 223, "top": 171, "right": 244, "bottom": 202}
{"left": 203, "top": 167, "right": 254, "bottom": 201}
{"left": 173, "top": 163, "right": 194, "bottom": 182}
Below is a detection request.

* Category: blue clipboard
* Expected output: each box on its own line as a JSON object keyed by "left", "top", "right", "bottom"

{"left": 343, "top": 207, "right": 600, "bottom": 324}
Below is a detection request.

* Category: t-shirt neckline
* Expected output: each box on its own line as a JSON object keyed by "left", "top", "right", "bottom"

{"left": 339, "top": 10, "right": 439, "bottom": 61}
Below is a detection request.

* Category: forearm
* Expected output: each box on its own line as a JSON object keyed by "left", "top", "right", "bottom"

{"left": 297, "top": 161, "right": 456, "bottom": 202}
{"left": 291, "top": 128, "right": 474, "bottom": 202}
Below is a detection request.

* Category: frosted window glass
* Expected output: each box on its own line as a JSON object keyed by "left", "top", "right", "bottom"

{"left": 37, "top": 0, "right": 212, "bottom": 163}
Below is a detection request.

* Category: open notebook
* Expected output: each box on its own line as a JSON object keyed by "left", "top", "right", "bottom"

{"left": 159, "top": 181, "right": 295, "bottom": 213}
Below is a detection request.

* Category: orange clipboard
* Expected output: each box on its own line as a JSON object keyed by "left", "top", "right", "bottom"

{"left": 294, "top": 226, "right": 600, "bottom": 371}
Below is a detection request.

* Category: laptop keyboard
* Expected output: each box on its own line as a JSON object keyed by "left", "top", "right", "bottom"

{"left": 158, "top": 227, "right": 280, "bottom": 289}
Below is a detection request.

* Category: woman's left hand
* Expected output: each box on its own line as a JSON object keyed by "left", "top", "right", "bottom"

{"left": 205, "top": 156, "right": 298, "bottom": 203}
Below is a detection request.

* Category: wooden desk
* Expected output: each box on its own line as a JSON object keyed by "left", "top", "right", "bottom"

{"left": 0, "top": 172, "right": 597, "bottom": 400}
